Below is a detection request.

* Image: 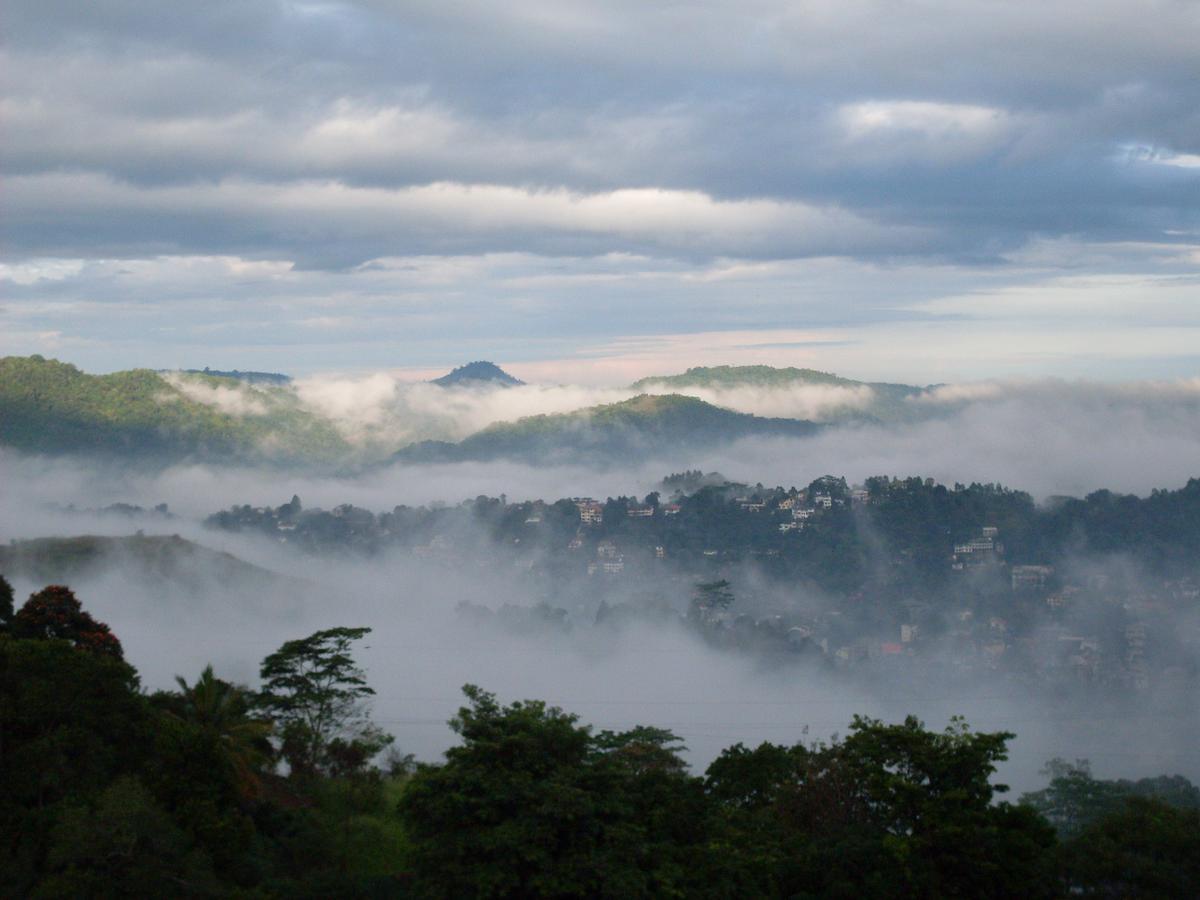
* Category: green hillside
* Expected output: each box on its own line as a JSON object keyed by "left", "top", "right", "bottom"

{"left": 632, "top": 365, "right": 866, "bottom": 390}
{"left": 0, "top": 355, "right": 349, "bottom": 464}
{"left": 0, "top": 533, "right": 306, "bottom": 595}
{"left": 630, "top": 365, "right": 930, "bottom": 423}
{"left": 395, "top": 393, "right": 820, "bottom": 463}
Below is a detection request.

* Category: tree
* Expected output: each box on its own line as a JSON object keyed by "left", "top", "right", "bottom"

{"left": 256, "top": 627, "right": 390, "bottom": 777}
{"left": 169, "top": 665, "right": 272, "bottom": 801}
{"left": 40, "top": 776, "right": 220, "bottom": 897}
{"left": 1061, "top": 796, "right": 1200, "bottom": 897}
{"left": 11, "top": 585, "right": 123, "bottom": 658}
{"left": 0, "top": 631, "right": 149, "bottom": 895}
{"left": 703, "top": 716, "right": 1059, "bottom": 898}
{"left": 399, "top": 685, "right": 711, "bottom": 898}
{"left": 689, "top": 579, "right": 734, "bottom": 623}
{"left": 1019, "top": 758, "right": 1124, "bottom": 837}
{"left": 0, "top": 574, "right": 14, "bottom": 630}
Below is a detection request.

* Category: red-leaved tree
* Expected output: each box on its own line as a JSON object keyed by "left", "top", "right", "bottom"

{"left": 12, "top": 585, "right": 124, "bottom": 659}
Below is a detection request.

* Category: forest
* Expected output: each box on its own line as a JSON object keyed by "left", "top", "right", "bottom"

{"left": 2, "top": 574, "right": 1198, "bottom": 898}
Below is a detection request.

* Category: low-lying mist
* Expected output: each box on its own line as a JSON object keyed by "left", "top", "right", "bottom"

{"left": 4, "top": 373, "right": 1200, "bottom": 792}
{"left": 8, "top": 374, "right": 1200, "bottom": 516}
{"left": 167, "top": 370, "right": 1200, "bottom": 473}
{"left": 3, "top": 535, "right": 1195, "bottom": 795}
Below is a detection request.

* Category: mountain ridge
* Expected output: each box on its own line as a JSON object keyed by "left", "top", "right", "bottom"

{"left": 630, "top": 364, "right": 932, "bottom": 424}
{"left": 0, "top": 533, "right": 307, "bottom": 595}
{"left": 394, "top": 393, "right": 821, "bottom": 464}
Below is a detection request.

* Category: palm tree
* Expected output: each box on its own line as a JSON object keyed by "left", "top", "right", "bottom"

{"left": 173, "top": 665, "right": 273, "bottom": 801}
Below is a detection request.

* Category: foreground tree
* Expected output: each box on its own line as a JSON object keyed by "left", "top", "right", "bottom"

{"left": 1021, "top": 756, "right": 1200, "bottom": 838}
{"left": 399, "top": 685, "right": 710, "bottom": 898}
{"left": 705, "top": 715, "right": 1058, "bottom": 898}
{"left": 0, "top": 632, "right": 149, "bottom": 895}
{"left": 169, "top": 664, "right": 273, "bottom": 801}
{"left": 0, "top": 574, "right": 13, "bottom": 631}
{"left": 1060, "top": 796, "right": 1200, "bottom": 897}
{"left": 11, "top": 584, "right": 123, "bottom": 658}
{"left": 256, "top": 626, "right": 391, "bottom": 777}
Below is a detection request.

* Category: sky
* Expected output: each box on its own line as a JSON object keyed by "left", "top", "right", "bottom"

{"left": 2, "top": 0, "right": 1199, "bottom": 383}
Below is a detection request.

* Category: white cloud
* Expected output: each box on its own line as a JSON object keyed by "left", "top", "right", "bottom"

{"left": 1122, "top": 144, "right": 1200, "bottom": 169}
{"left": 292, "top": 375, "right": 636, "bottom": 445}
{"left": 834, "top": 100, "right": 1017, "bottom": 163}
{"left": 4, "top": 171, "right": 922, "bottom": 261}
{"left": 162, "top": 372, "right": 271, "bottom": 416}
{"left": 0, "top": 258, "right": 85, "bottom": 285}
{"left": 636, "top": 382, "right": 877, "bottom": 421}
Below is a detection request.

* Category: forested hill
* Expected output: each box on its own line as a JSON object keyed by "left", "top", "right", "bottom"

{"left": 631, "top": 365, "right": 931, "bottom": 423}
{"left": 0, "top": 357, "right": 829, "bottom": 467}
{"left": 394, "top": 393, "right": 821, "bottom": 464}
{"left": 632, "top": 364, "right": 923, "bottom": 393}
{"left": 0, "top": 355, "right": 348, "bottom": 464}
{"left": 180, "top": 367, "right": 291, "bottom": 385}
{"left": 0, "top": 533, "right": 306, "bottom": 595}
{"left": 430, "top": 360, "right": 524, "bottom": 387}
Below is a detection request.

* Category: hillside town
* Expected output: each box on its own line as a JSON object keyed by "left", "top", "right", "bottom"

{"left": 205, "top": 474, "right": 1200, "bottom": 695}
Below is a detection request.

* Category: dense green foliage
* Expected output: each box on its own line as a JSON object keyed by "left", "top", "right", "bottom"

{"left": 257, "top": 627, "right": 394, "bottom": 778}
{"left": 399, "top": 686, "right": 711, "bottom": 898}
{"left": 0, "top": 588, "right": 409, "bottom": 897}
{"left": 183, "top": 367, "right": 292, "bottom": 385}
{"left": 1021, "top": 758, "right": 1200, "bottom": 837}
{"left": 633, "top": 364, "right": 880, "bottom": 390}
{"left": 2, "top": 575, "right": 1198, "bottom": 896}
{"left": 1058, "top": 797, "right": 1200, "bottom": 897}
{"left": 0, "top": 355, "right": 349, "bottom": 464}
{"left": 396, "top": 394, "right": 819, "bottom": 463}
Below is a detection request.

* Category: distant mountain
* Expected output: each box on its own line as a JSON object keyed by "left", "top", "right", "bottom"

{"left": 630, "top": 365, "right": 931, "bottom": 424}
{"left": 0, "top": 533, "right": 306, "bottom": 596}
{"left": 181, "top": 367, "right": 291, "bottom": 385}
{"left": 431, "top": 361, "right": 524, "bottom": 387}
{"left": 0, "top": 355, "right": 349, "bottom": 464}
{"left": 632, "top": 365, "right": 867, "bottom": 390}
{"left": 395, "top": 393, "right": 820, "bottom": 464}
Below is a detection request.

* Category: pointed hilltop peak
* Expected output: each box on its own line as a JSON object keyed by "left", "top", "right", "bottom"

{"left": 431, "top": 361, "right": 524, "bottom": 387}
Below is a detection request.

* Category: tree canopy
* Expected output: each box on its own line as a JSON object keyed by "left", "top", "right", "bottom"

{"left": 256, "top": 626, "right": 391, "bottom": 777}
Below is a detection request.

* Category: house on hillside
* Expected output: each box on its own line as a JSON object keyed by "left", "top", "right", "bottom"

{"left": 573, "top": 498, "right": 604, "bottom": 524}
{"left": 1012, "top": 564, "right": 1053, "bottom": 590}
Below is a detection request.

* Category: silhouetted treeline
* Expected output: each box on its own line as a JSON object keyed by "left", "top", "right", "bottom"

{"left": 2, "top": 574, "right": 1199, "bottom": 897}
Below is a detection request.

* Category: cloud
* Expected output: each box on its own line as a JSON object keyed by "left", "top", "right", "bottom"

{"left": 635, "top": 382, "right": 878, "bottom": 421}
{"left": 162, "top": 372, "right": 271, "bottom": 417}
{"left": 2, "top": 0, "right": 1200, "bottom": 374}
{"left": 834, "top": 100, "right": 1019, "bottom": 164}
{"left": 2, "top": 172, "right": 922, "bottom": 266}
